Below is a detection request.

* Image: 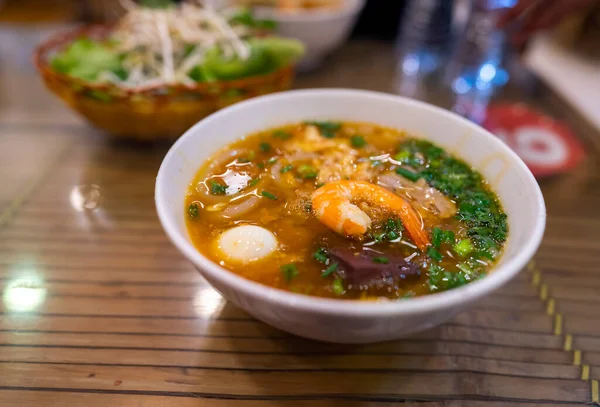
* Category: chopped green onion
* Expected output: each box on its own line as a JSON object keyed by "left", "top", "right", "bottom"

{"left": 350, "top": 135, "right": 366, "bottom": 148}
{"left": 248, "top": 178, "right": 260, "bottom": 187}
{"left": 273, "top": 130, "right": 292, "bottom": 140}
{"left": 371, "top": 160, "right": 382, "bottom": 167}
{"left": 321, "top": 263, "right": 338, "bottom": 278}
{"left": 312, "top": 248, "right": 328, "bottom": 264}
{"left": 259, "top": 142, "right": 271, "bottom": 153}
{"left": 315, "top": 183, "right": 325, "bottom": 188}
{"left": 305, "top": 121, "right": 341, "bottom": 138}
{"left": 432, "top": 227, "right": 443, "bottom": 249}
{"left": 208, "top": 180, "right": 227, "bottom": 195}
{"left": 280, "top": 263, "right": 298, "bottom": 282}
{"left": 257, "top": 163, "right": 265, "bottom": 169}
{"left": 304, "top": 121, "right": 341, "bottom": 131}
{"left": 428, "top": 264, "right": 444, "bottom": 291}
{"left": 454, "top": 239, "right": 474, "bottom": 257}
{"left": 267, "top": 157, "right": 278, "bottom": 164}
{"left": 427, "top": 247, "right": 443, "bottom": 262}
{"left": 393, "top": 151, "right": 411, "bottom": 163}
{"left": 280, "top": 164, "right": 294, "bottom": 174}
{"left": 373, "top": 257, "right": 389, "bottom": 264}
{"left": 298, "top": 165, "right": 318, "bottom": 179}
{"left": 395, "top": 167, "right": 420, "bottom": 182}
{"left": 332, "top": 278, "right": 344, "bottom": 295}
{"left": 261, "top": 191, "right": 278, "bottom": 200}
{"left": 188, "top": 203, "right": 199, "bottom": 219}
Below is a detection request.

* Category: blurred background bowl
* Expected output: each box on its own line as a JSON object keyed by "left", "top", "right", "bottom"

{"left": 33, "top": 25, "right": 296, "bottom": 141}
{"left": 253, "top": 0, "right": 366, "bottom": 71}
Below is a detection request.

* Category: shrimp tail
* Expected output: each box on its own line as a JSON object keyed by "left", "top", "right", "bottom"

{"left": 395, "top": 202, "right": 430, "bottom": 250}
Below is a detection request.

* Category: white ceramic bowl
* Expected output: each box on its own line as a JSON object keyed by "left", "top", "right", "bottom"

{"left": 253, "top": 0, "right": 366, "bottom": 71}
{"left": 155, "top": 89, "right": 546, "bottom": 344}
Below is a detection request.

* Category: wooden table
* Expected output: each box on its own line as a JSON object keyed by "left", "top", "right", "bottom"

{"left": 1, "top": 26, "right": 599, "bottom": 406}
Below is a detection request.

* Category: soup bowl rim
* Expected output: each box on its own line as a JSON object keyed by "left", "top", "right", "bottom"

{"left": 155, "top": 88, "right": 546, "bottom": 317}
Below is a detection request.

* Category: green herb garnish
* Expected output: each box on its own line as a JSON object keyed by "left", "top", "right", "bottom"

{"left": 428, "top": 264, "right": 473, "bottom": 292}
{"left": 321, "top": 263, "right": 338, "bottom": 278}
{"left": 188, "top": 203, "right": 199, "bottom": 219}
{"left": 305, "top": 121, "right": 341, "bottom": 138}
{"left": 280, "top": 263, "right": 298, "bottom": 282}
{"left": 273, "top": 130, "right": 292, "bottom": 140}
{"left": 297, "top": 165, "right": 318, "bottom": 179}
{"left": 332, "top": 278, "right": 345, "bottom": 295}
{"left": 350, "top": 135, "right": 366, "bottom": 148}
{"left": 267, "top": 157, "right": 278, "bottom": 165}
{"left": 261, "top": 191, "right": 278, "bottom": 200}
{"left": 259, "top": 142, "right": 271, "bottom": 153}
{"left": 395, "top": 167, "right": 421, "bottom": 182}
{"left": 384, "top": 218, "right": 404, "bottom": 241}
{"left": 427, "top": 247, "right": 443, "bottom": 262}
{"left": 248, "top": 178, "right": 260, "bottom": 187}
{"left": 373, "top": 232, "right": 386, "bottom": 243}
{"left": 431, "top": 227, "right": 455, "bottom": 249}
{"left": 208, "top": 180, "right": 227, "bottom": 195}
{"left": 373, "top": 257, "right": 389, "bottom": 264}
{"left": 398, "top": 139, "right": 508, "bottom": 253}
{"left": 313, "top": 248, "right": 329, "bottom": 264}
{"left": 280, "top": 164, "right": 294, "bottom": 174}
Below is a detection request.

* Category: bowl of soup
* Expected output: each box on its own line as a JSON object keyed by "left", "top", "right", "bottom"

{"left": 155, "top": 89, "right": 545, "bottom": 343}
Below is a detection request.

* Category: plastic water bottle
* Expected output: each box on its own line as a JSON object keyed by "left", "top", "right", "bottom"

{"left": 395, "top": 0, "right": 455, "bottom": 99}
{"left": 445, "top": 0, "right": 517, "bottom": 123}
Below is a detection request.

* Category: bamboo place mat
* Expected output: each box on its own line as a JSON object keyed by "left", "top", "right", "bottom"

{"left": 0, "top": 120, "right": 599, "bottom": 407}
{"left": 0, "top": 37, "right": 599, "bottom": 406}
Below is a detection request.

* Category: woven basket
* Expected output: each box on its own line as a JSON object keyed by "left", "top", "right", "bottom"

{"left": 34, "top": 25, "right": 296, "bottom": 140}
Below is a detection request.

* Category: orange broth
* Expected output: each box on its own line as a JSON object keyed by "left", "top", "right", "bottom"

{"left": 185, "top": 121, "right": 507, "bottom": 300}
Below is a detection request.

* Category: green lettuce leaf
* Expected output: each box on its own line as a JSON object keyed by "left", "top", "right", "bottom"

{"left": 51, "top": 38, "right": 124, "bottom": 82}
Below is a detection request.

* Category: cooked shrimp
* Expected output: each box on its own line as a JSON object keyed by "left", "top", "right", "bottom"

{"left": 311, "top": 180, "right": 430, "bottom": 250}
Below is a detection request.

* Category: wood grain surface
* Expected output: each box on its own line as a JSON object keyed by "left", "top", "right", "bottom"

{"left": 0, "top": 26, "right": 598, "bottom": 406}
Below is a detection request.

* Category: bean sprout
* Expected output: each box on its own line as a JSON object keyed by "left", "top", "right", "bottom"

{"left": 109, "top": 1, "right": 254, "bottom": 87}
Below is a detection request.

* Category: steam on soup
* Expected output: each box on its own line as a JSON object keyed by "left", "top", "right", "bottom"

{"left": 185, "top": 121, "right": 508, "bottom": 300}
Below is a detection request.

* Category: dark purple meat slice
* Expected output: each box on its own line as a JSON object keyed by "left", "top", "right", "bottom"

{"left": 328, "top": 247, "right": 421, "bottom": 286}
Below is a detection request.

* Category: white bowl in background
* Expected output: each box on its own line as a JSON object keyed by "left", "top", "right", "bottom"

{"left": 253, "top": 0, "right": 367, "bottom": 71}
{"left": 155, "top": 89, "right": 546, "bottom": 344}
